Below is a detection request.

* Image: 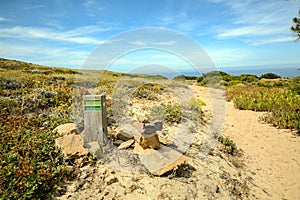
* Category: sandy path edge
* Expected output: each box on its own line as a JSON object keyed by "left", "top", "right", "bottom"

{"left": 191, "top": 84, "right": 300, "bottom": 200}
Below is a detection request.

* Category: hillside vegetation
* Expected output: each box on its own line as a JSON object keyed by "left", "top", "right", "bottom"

{"left": 0, "top": 58, "right": 186, "bottom": 199}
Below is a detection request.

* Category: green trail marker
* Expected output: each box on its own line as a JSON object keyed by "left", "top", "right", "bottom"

{"left": 82, "top": 95, "right": 108, "bottom": 158}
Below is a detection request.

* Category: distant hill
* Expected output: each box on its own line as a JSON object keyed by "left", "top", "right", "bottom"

{"left": 0, "top": 58, "right": 169, "bottom": 80}
{"left": 0, "top": 58, "right": 80, "bottom": 75}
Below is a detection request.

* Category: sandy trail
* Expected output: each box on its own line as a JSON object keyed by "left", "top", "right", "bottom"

{"left": 192, "top": 84, "right": 300, "bottom": 199}
{"left": 56, "top": 83, "right": 299, "bottom": 200}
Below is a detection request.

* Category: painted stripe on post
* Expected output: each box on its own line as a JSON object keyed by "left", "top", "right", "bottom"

{"left": 85, "top": 100, "right": 101, "bottom": 106}
{"left": 85, "top": 106, "right": 101, "bottom": 111}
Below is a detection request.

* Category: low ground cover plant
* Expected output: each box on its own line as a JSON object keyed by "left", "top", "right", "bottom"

{"left": 226, "top": 86, "right": 300, "bottom": 132}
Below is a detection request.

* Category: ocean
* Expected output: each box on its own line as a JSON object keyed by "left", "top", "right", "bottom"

{"left": 181, "top": 67, "right": 300, "bottom": 79}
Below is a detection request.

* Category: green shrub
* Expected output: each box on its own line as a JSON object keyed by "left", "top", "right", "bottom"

{"left": 184, "top": 76, "right": 198, "bottom": 80}
{"left": 288, "top": 77, "right": 300, "bottom": 95}
{"left": 173, "top": 75, "right": 186, "bottom": 81}
{"left": 0, "top": 115, "right": 71, "bottom": 199}
{"left": 0, "top": 61, "right": 78, "bottom": 199}
{"left": 162, "top": 103, "right": 182, "bottom": 124}
{"left": 218, "top": 136, "right": 238, "bottom": 155}
{"left": 147, "top": 104, "right": 166, "bottom": 121}
{"left": 147, "top": 103, "right": 182, "bottom": 124}
{"left": 189, "top": 97, "right": 206, "bottom": 111}
{"left": 259, "top": 72, "right": 281, "bottom": 79}
{"left": 235, "top": 74, "right": 258, "bottom": 83}
{"left": 132, "top": 83, "right": 166, "bottom": 100}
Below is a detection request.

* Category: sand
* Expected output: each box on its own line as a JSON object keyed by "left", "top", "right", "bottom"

{"left": 192, "top": 84, "right": 300, "bottom": 199}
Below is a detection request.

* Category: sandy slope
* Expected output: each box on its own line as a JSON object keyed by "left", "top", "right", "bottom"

{"left": 192, "top": 85, "right": 300, "bottom": 199}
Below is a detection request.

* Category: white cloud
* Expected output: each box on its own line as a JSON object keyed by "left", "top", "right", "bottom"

{"left": 207, "top": 0, "right": 224, "bottom": 3}
{"left": 83, "top": 0, "right": 105, "bottom": 16}
{"left": 153, "top": 41, "right": 177, "bottom": 45}
{"left": 23, "top": 4, "right": 45, "bottom": 10}
{"left": 218, "top": 25, "right": 285, "bottom": 38}
{"left": 130, "top": 40, "right": 146, "bottom": 46}
{"left": 250, "top": 37, "right": 294, "bottom": 45}
{"left": 0, "top": 41, "right": 89, "bottom": 67}
{"left": 214, "top": 0, "right": 299, "bottom": 44}
{"left": 0, "top": 26, "right": 109, "bottom": 44}
{"left": 130, "top": 40, "right": 176, "bottom": 47}
{"left": 0, "top": 17, "right": 11, "bottom": 22}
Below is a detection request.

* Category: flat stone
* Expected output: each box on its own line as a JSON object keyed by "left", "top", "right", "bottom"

{"left": 133, "top": 141, "right": 145, "bottom": 154}
{"left": 53, "top": 123, "right": 78, "bottom": 136}
{"left": 158, "top": 136, "right": 172, "bottom": 145}
{"left": 55, "top": 134, "right": 88, "bottom": 158}
{"left": 118, "top": 139, "right": 135, "bottom": 150}
{"left": 116, "top": 131, "right": 134, "bottom": 141}
{"left": 117, "top": 124, "right": 142, "bottom": 140}
{"left": 138, "top": 145, "right": 188, "bottom": 176}
{"left": 113, "top": 139, "right": 124, "bottom": 146}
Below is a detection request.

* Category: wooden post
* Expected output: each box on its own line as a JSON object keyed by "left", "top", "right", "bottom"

{"left": 83, "top": 95, "right": 108, "bottom": 158}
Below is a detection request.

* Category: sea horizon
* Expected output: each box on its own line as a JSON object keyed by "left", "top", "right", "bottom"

{"left": 181, "top": 66, "right": 300, "bottom": 79}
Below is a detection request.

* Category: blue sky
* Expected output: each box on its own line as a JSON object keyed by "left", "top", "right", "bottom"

{"left": 0, "top": 0, "right": 300, "bottom": 75}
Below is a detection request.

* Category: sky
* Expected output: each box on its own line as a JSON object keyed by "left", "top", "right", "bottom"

{"left": 0, "top": 0, "right": 300, "bottom": 76}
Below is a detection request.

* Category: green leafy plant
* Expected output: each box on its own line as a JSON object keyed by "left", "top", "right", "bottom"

{"left": 218, "top": 136, "right": 238, "bottom": 155}
{"left": 0, "top": 115, "right": 72, "bottom": 199}
{"left": 189, "top": 97, "right": 206, "bottom": 111}
{"left": 259, "top": 72, "right": 281, "bottom": 79}
{"left": 162, "top": 103, "right": 182, "bottom": 124}
{"left": 132, "top": 83, "right": 167, "bottom": 100}
{"left": 148, "top": 103, "right": 182, "bottom": 124}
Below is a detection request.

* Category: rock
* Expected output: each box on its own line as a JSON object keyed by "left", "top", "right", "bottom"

{"left": 133, "top": 121, "right": 144, "bottom": 131}
{"left": 138, "top": 133, "right": 160, "bottom": 149}
{"left": 118, "top": 139, "right": 135, "bottom": 150}
{"left": 84, "top": 141, "right": 102, "bottom": 159}
{"left": 106, "top": 176, "right": 118, "bottom": 186}
{"left": 116, "top": 124, "right": 141, "bottom": 140}
{"left": 76, "top": 157, "right": 88, "bottom": 168}
{"left": 139, "top": 145, "right": 188, "bottom": 176}
{"left": 158, "top": 135, "right": 172, "bottom": 145}
{"left": 138, "top": 116, "right": 149, "bottom": 123}
{"left": 107, "top": 117, "right": 116, "bottom": 126}
{"left": 79, "top": 171, "right": 90, "bottom": 179}
{"left": 103, "top": 190, "right": 109, "bottom": 196}
{"left": 42, "top": 121, "right": 49, "bottom": 127}
{"left": 133, "top": 142, "right": 156, "bottom": 154}
{"left": 133, "top": 142, "right": 145, "bottom": 154}
{"left": 53, "top": 123, "right": 78, "bottom": 136}
{"left": 116, "top": 130, "right": 134, "bottom": 141}
{"left": 113, "top": 139, "right": 124, "bottom": 146}
{"left": 75, "top": 180, "right": 86, "bottom": 191}
{"left": 55, "top": 134, "right": 88, "bottom": 158}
